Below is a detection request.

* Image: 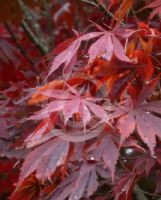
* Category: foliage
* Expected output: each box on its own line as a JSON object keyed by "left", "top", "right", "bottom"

{"left": 1, "top": 0, "right": 161, "bottom": 200}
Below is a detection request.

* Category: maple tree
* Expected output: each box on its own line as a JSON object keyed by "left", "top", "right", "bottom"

{"left": 1, "top": 0, "right": 161, "bottom": 200}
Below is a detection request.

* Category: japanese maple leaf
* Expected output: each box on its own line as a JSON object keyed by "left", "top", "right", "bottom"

{"left": 67, "top": 163, "right": 99, "bottom": 200}
{"left": 87, "top": 134, "right": 119, "bottom": 181}
{"left": 18, "top": 138, "right": 69, "bottom": 185}
{"left": 88, "top": 26, "right": 132, "bottom": 62}
{"left": 29, "top": 86, "right": 109, "bottom": 127}
{"left": 48, "top": 24, "right": 133, "bottom": 77}
{"left": 50, "top": 163, "right": 107, "bottom": 200}
{"left": 109, "top": 79, "right": 161, "bottom": 155}
{"left": 48, "top": 31, "right": 103, "bottom": 77}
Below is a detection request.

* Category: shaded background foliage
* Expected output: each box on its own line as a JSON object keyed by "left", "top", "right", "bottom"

{"left": 0, "top": 0, "right": 161, "bottom": 200}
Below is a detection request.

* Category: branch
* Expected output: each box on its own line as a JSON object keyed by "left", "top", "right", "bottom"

{"left": 18, "top": 0, "right": 48, "bottom": 56}
{"left": 5, "top": 22, "right": 39, "bottom": 74}
{"left": 21, "top": 20, "right": 48, "bottom": 56}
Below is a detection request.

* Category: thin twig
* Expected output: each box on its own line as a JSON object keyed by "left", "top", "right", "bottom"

{"left": 80, "top": 0, "right": 96, "bottom": 6}
{"left": 18, "top": 0, "right": 48, "bottom": 56}
{"left": 21, "top": 20, "right": 48, "bottom": 56}
{"left": 4, "top": 22, "right": 39, "bottom": 74}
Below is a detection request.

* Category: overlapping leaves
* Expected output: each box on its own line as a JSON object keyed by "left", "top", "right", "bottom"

{"left": 2, "top": 1, "right": 161, "bottom": 200}
{"left": 110, "top": 79, "right": 161, "bottom": 155}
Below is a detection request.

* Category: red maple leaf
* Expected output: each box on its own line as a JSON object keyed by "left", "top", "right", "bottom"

{"left": 50, "top": 163, "right": 108, "bottom": 200}
{"left": 87, "top": 134, "right": 119, "bottom": 181}
{"left": 29, "top": 85, "right": 109, "bottom": 128}
{"left": 109, "top": 79, "right": 161, "bottom": 155}
{"left": 88, "top": 28, "right": 132, "bottom": 62}
{"left": 18, "top": 138, "right": 69, "bottom": 185}
{"left": 48, "top": 31, "right": 103, "bottom": 77}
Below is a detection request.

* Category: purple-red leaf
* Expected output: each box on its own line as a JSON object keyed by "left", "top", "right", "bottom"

{"left": 18, "top": 138, "right": 69, "bottom": 185}
{"left": 88, "top": 29, "right": 131, "bottom": 62}
{"left": 29, "top": 89, "right": 109, "bottom": 127}
{"left": 89, "top": 134, "right": 119, "bottom": 181}
{"left": 48, "top": 32, "right": 103, "bottom": 76}
{"left": 111, "top": 80, "right": 161, "bottom": 155}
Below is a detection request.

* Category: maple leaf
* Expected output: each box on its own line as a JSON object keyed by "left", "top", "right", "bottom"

{"left": 48, "top": 32, "right": 103, "bottom": 77}
{"left": 88, "top": 28, "right": 131, "bottom": 62}
{"left": 110, "top": 79, "right": 161, "bottom": 155}
{"left": 50, "top": 163, "right": 107, "bottom": 200}
{"left": 68, "top": 164, "right": 98, "bottom": 200}
{"left": 48, "top": 23, "right": 134, "bottom": 77}
{"left": 18, "top": 138, "right": 69, "bottom": 185}
{"left": 29, "top": 87, "right": 109, "bottom": 127}
{"left": 87, "top": 134, "right": 119, "bottom": 181}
